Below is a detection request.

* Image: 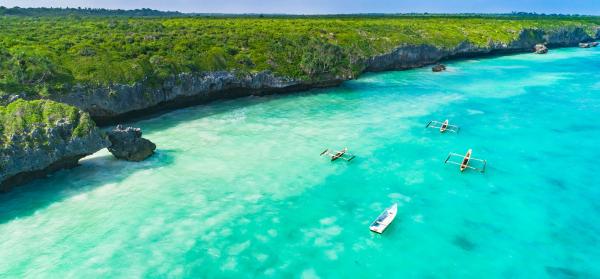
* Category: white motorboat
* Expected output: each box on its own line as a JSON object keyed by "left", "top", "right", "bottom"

{"left": 369, "top": 203, "right": 398, "bottom": 234}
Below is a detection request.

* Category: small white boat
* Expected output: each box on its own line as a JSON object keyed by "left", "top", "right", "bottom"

{"left": 369, "top": 203, "right": 398, "bottom": 234}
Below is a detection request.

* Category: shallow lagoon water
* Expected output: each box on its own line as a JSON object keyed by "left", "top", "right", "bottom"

{"left": 1, "top": 48, "right": 600, "bottom": 278}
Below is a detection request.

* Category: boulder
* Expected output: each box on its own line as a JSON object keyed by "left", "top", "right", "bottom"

{"left": 579, "top": 43, "right": 591, "bottom": 48}
{"left": 432, "top": 64, "right": 447, "bottom": 72}
{"left": 107, "top": 125, "right": 156, "bottom": 161}
{"left": 534, "top": 44, "right": 548, "bottom": 54}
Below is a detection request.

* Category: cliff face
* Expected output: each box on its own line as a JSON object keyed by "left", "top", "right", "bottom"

{"left": 0, "top": 100, "right": 109, "bottom": 191}
{"left": 52, "top": 71, "right": 325, "bottom": 125}
{"left": 47, "top": 27, "right": 596, "bottom": 124}
{"left": 366, "top": 27, "right": 593, "bottom": 71}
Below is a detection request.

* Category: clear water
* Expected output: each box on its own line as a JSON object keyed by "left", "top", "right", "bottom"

{"left": 1, "top": 48, "right": 600, "bottom": 278}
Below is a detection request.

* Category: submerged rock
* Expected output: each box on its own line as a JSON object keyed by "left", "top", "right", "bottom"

{"left": 545, "top": 266, "right": 581, "bottom": 278}
{"left": 0, "top": 100, "right": 109, "bottom": 192}
{"left": 453, "top": 235, "right": 476, "bottom": 251}
{"left": 107, "top": 125, "right": 156, "bottom": 161}
{"left": 432, "top": 64, "right": 447, "bottom": 72}
{"left": 534, "top": 44, "right": 548, "bottom": 54}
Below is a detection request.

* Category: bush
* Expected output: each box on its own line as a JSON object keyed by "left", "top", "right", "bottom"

{"left": 300, "top": 40, "right": 345, "bottom": 78}
{"left": 202, "top": 47, "right": 229, "bottom": 71}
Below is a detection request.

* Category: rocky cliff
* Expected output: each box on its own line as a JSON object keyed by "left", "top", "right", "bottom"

{"left": 0, "top": 100, "right": 109, "bottom": 191}
{"left": 366, "top": 27, "right": 594, "bottom": 71}
{"left": 46, "top": 27, "right": 596, "bottom": 125}
{"left": 53, "top": 72, "right": 341, "bottom": 125}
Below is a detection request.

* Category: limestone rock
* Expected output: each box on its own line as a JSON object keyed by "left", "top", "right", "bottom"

{"left": 534, "top": 44, "right": 548, "bottom": 54}
{"left": 107, "top": 125, "right": 156, "bottom": 161}
{"left": 432, "top": 64, "right": 447, "bottom": 72}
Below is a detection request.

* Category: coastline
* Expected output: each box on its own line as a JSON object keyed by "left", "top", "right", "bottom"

{"left": 1, "top": 25, "right": 598, "bottom": 190}
{"left": 46, "top": 27, "right": 598, "bottom": 126}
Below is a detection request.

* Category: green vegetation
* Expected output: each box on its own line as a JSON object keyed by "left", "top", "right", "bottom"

{"left": 0, "top": 99, "right": 95, "bottom": 148}
{"left": 0, "top": 7, "right": 182, "bottom": 17}
{"left": 1, "top": 12, "right": 599, "bottom": 98}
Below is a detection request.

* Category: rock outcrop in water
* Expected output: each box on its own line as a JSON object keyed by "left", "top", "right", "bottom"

{"left": 107, "top": 125, "right": 156, "bottom": 161}
{"left": 43, "top": 27, "right": 596, "bottom": 125}
{"left": 534, "top": 44, "right": 549, "bottom": 54}
{"left": 0, "top": 100, "right": 109, "bottom": 192}
{"left": 432, "top": 64, "right": 447, "bottom": 72}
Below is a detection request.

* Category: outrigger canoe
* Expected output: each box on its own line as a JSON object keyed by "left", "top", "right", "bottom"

{"left": 320, "top": 147, "right": 355, "bottom": 162}
{"left": 460, "top": 149, "right": 472, "bottom": 172}
{"left": 369, "top": 203, "right": 398, "bottom": 234}
{"left": 445, "top": 149, "right": 487, "bottom": 173}
{"left": 440, "top": 119, "right": 449, "bottom": 133}
{"left": 331, "top": 148, "right": 347, "bottom": 161}
{"left": 425, "top": 120, "right": 460, "bottom": 133}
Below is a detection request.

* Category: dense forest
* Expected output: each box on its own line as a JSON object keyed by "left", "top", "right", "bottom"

{"left": 0, "top": 6, "right": 182, "bottom": 17}
{"left": 1, "top": 9, "right": 599, "bottom": 100}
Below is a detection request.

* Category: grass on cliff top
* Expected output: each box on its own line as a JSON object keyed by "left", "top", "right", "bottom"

{"left": 1, "top": 15, "right": 599, "bottom": 98}
{"left": 0, "top": 99, "right": 96, "bottom": 148}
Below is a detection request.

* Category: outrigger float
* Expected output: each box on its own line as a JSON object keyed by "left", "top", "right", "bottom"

{"left": 445, "top": 149, "right": 487, "bottom": 173}
{"left": 426, "top": 119, "right": 460, "bottom": 133}
{"left": 320, "top": 147, "right": 356, "bottom": 162}
{"left": 369, "top": 203, "right": 398, "bottom": 234}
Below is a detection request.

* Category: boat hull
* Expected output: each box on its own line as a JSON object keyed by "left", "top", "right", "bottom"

{"left": 440, "top": 120, "right": 449, "bottom": 133}
{"left": 460, "top": 149, "right": 472, "bottom": 172}
{"left": 369, "top": 204, "right": 398, "bottom": 234}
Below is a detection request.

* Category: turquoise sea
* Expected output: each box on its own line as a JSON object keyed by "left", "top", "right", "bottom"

{"left": 1, "top": 47, "right": 600, "bottom": 278}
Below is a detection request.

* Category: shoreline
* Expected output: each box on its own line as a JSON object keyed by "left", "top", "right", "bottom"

{"left": 95, "top": 42, "right": 596, "bottom": 127}
{"left": 0, "top": 45, "right": 594, "bottom": 191}
{"left": 45, "top": 26, "right": 597, "bottom": 126}
{"left": 1, "top": 26, "right": 598, "bottom": 190}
